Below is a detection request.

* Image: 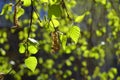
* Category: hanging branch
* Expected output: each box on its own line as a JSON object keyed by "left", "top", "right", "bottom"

{"left": 24, "top": 0, "right": 33, "bottom": 57}
{"left": 24, "top": 0, "right": 42, "bottom": 56}
{"left": 61, "top": 0, "right": 72, "bottom": 20}
{"left": 33, "top": 7, "right": 41, "bottom": 22}
{"left": 28, "top": 0, "right": 33, "bottom": 38}
{"left": 12, "top": 0, "right": 21, "bottom": 28}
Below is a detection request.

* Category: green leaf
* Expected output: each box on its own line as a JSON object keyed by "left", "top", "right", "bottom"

{"left": 93, "top": 67, "right": 100, "bottom": 78}
{"left": 48, "top": 5, "right": 62, "bottom": 19}
{"left": 22, "top": 0, "right": 31, "bottom": 7}
{"left": 82, "top": 61, "right": 87, "bottom": 67}
{"left": 49, "top": 19, "right": 60, "bottom": 27}
{"left": 69, "top": 56, "right": 75, "bottom": 61}
{"left": 60, "top": 34, "right": 67, "bottom": 50}
{"left": 0, "top": 3, "right": 13, "bottom": 15}
{"left": 25, "top": 56, "right": 37, "bottom": 72}
{"left": 68, "top": 26, "right": 80, "bottom": 43}
{"left": 65, "top": 60, "right": 72, "bottom": 66}
{"left": 95, "top": 0, "right": 106, "bottom": 5}
{"left": 117, "top": 77, "right": 120, "bottom": 80}
{"left": 17, "top": 7, "right": 24, "bottom": 19}
{"left": 28, "top": 45, "right": 38, "bottom": 54}
{"left": 45, "top": 59, "right": 54, "bottom": 69}
{"left": 66, "top": 70, "right": 72, "bottom": 76}
{"left": 75, "top": 14, "right": 85, "bottom": 23}
{"left": 110, "top": 68, "right": 117, "bottom": 75}
{"left": 96, "top": 30, "right": 102, "bottom": 37}
{"left": 19, "top": 44, "right": 25, "bottom": 54}
{"left": 108, "top": 71, "right": 114, "bottom": 79}
{"left": 0, "top": 48, "right": 6, "bottom": 55}
{"left": 49, "top": 0, "right": 60, "bottom": 5}
{"left": 100, "top": 0, "right": 106, "bottom": 5}
{"left": 40, "top": 0, "right": 48, "bottom": 3}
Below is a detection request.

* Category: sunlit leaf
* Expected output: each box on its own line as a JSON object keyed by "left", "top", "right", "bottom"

{"left": 75, "top": 14, "right": 85, "bottom": 23}
{"left": 40, "top": 0, "right": 48, "bottom": 3}
{"left": 65, "top": 47, "right": 71, "bottom": 54}
{"left": 83, "top": 50, "right": 89, "bottom": 58}
{"left": 65, "top": 60, "right": 72, "bottom": 66}
{"left": 68, "top": 26, "right": 80, "bottom": 43}
{"left": 0, "top": 48, "right": 6, "bottom": 55}
{"left": 81, "top": 45, "right": 87, "bottom": 51}
{"left": 93, "top": 67, "right": 100, "bottom": 78}
{"left": 17, "top": 7, "right": 24, "bottom": 18}
{"left": 50, "top": 19, "right": 60, "bottom": 27}
{"left": 101, "top": 27, "right": 106, "bottom": 33}
{"left": 101, "top": 0, "right": 106, "bottom": 5}
{"left": 49, "top": 0, "right": 60, "bottom": 5}
{"left": 69, "top": 56, "right": 75, "bottom": 61}
{"left": 108, "top": 71, "right": 114, "bottom": 79}
{"left": 25, "top": 56, "right": 37, "bottom": 72}
{"left": 0, "top": 3, "right": 13, "bottom": 15}
{"left": 96, "top": 30, "right": 102, "bottom": 37}
{"left": 33, "top": 12, "right": 39, "bottom": 20}
{"left": 28, "top": 45, "right": 38, "bottom": 54}
{"left": 110, "top": 68, "right": 117, "bottom": 75}
{"left": 106, "top": 2, "right": 111, "bottom": 9}
{"left": 108, "top": 68, "right": 117, "bottom": 79}
{"left": 45, "top": 59, "right": 54, "bottom": 69}
{"left": 60, "top": 34, "right": 67, "bottom": 50}
{"left": 39, "top": 57, "right": 43, "bottom": 64}
{"left": 95, "top": 0, "right": 106, "bottom": 5}
{"left": 94, "top": 53, "right": 99, "bottom": 60}
{"left": 82, "top": 61, "right": 87, "bottom": 67}
{"left": 66, "top": 70, "right": 72, "bottom": 76}
{"left": 48, "top": 4, "right": 62, "bottom": 19}
{"left": 117, "top": 77, "right": 120, "bottom": 80}
{"left": 22, "top": 0, "right": 31, "bottom": 7}
{"left": 19, "top": 44, "right": 25, "bottom": 54}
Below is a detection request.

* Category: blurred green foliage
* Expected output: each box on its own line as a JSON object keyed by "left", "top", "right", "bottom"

{"left": 0, "top": 0, "right": 120, "bottom": 80}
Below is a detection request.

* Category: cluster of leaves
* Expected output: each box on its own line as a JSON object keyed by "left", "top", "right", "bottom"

{"left": 0, "top": 0, "right": 120, "bottom": 80}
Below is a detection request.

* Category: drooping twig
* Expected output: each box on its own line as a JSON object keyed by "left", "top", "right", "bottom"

{"left": 33, "top": 7, "right": 41, "bottom": 22}
{"left": 12, "top": 0, "right": 21, "bottom": 28}
{"left": 61, "top": 0, "right": 72, "bottom": 20}
{"left": 25, "top": 0, "right": 33, "bottom": 57}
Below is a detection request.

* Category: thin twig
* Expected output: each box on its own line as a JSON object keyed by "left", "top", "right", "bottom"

{"left": 12, "top": 0, "right": 21, "bottom": 28}
{"left": 61, "top": 0, "right": 72, "bottom": 20}
{"left": 25, "top": 0, "right": 33, "bottom": 57}
{"left": 33, "top": 7, "right": 41, "bottom": 22}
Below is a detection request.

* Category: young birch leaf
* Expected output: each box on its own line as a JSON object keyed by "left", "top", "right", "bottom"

{"left": 0, "top": 3, "right": 12, "bottom": 15}
{"left": 48, "top": 5, "right": 62, "bottom": 19}
{"left": 75, "top": 14, "right": 85, "bottom": 23}
{"left": 25, "top": 56, "right": 37, "bottom": 72}
{"left": 60, "top": 34, "right": 67, "bottom": 50}
{"left": 17, "top": 8, "right": 24, "bottom": 19}
{"left": 22, "top": 0, "right": 31, "bottom": 7}
{"left": 19, "top": 44, "right": 25, "bottom": 54}
{"left": 28, "top": 45, "right": 38, "bottom": 54}
{"left": 40, "top": 0, "right": 48, "bottom": 3}
{"left": 49, "top": 19, "right": 60, "bottom": 29}
{"left": 49, "top": 0, "right": 60, "bottom": 5}
{"left": 68, "top": 26, "right": 80, "bottom": 44}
